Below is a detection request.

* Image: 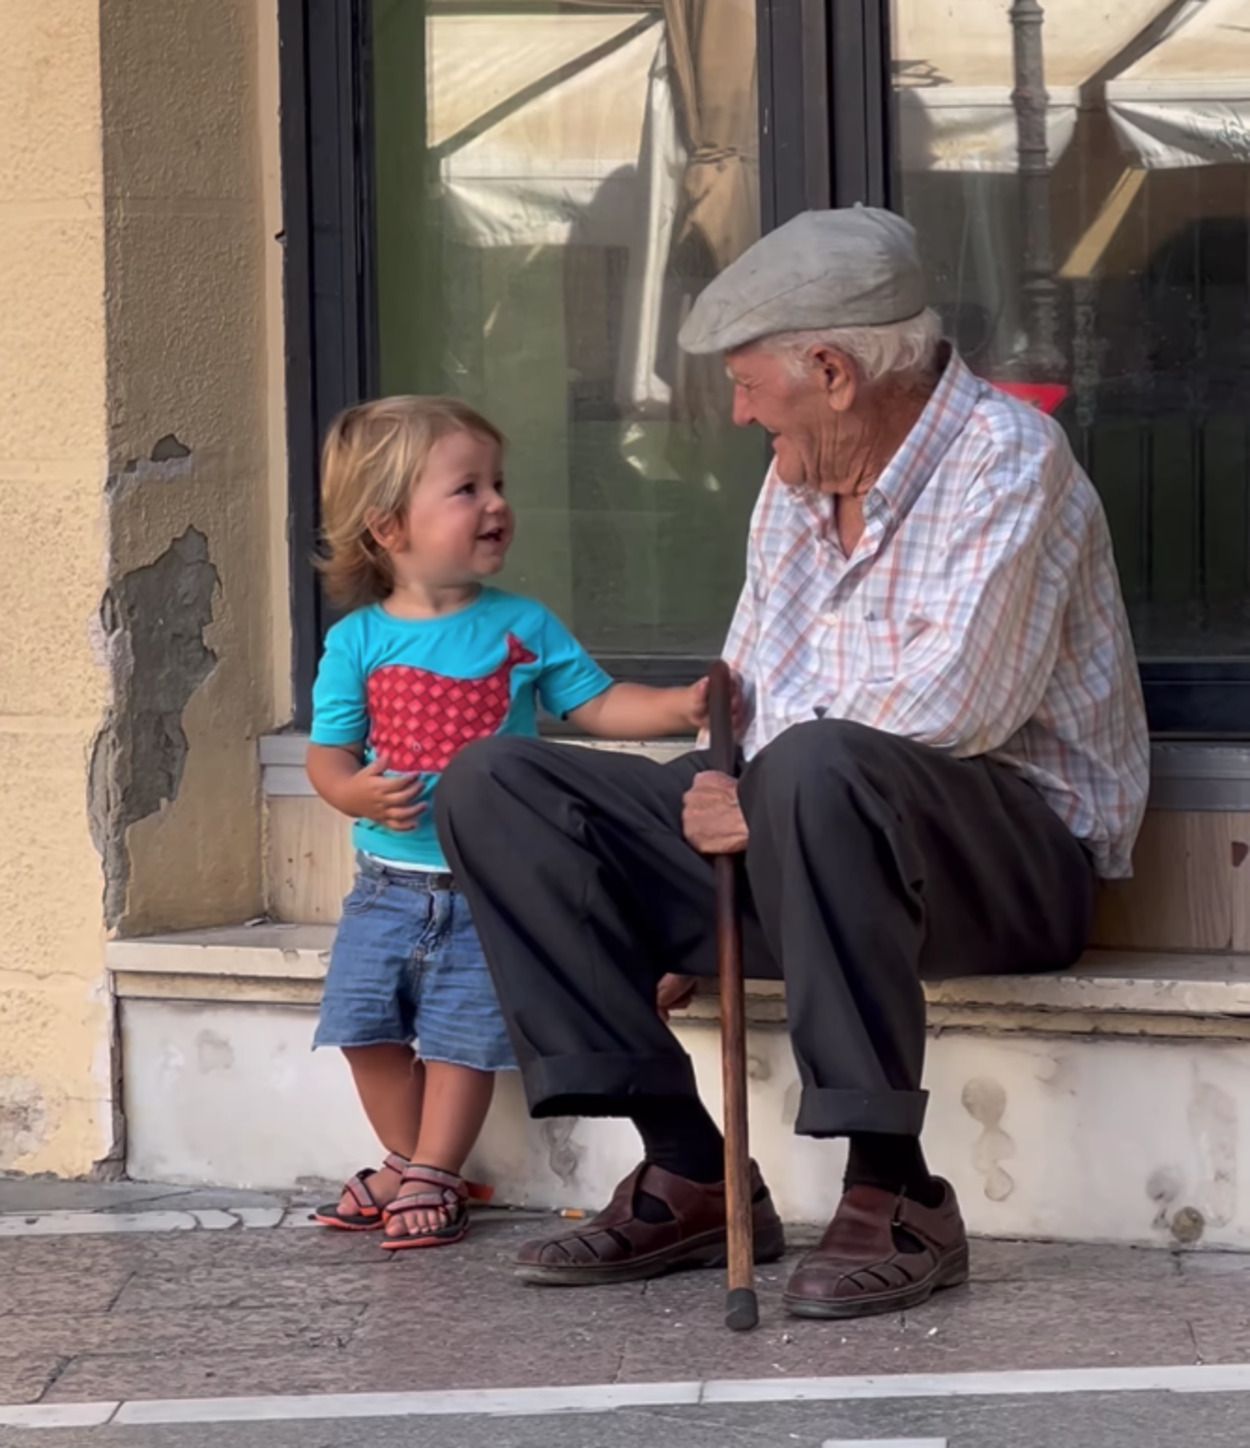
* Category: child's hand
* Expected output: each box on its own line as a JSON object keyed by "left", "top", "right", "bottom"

{"left": 685, "top": 670, "right": 745, "bottom": 737}
{"left": 341, "top": 755, "right": 426, "bottom": 830}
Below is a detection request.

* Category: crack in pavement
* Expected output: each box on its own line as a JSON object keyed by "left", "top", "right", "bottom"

{"left": 35, "top": 1355, "right": 72, "bottom": 1403}
{"left": 103, "top": 1269, "right": 137, "bottom": 1314}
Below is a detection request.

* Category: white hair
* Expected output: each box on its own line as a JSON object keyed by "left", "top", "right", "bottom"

{"left": 762, "top": 307, "right": 943, "bottom": 388}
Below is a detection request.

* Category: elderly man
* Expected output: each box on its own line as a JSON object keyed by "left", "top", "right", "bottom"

{"left": 438, "top": 207, "right": 1149, "bottom": 1319}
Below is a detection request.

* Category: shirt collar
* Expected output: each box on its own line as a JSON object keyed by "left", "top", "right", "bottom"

{"left": 863, "top": 344, "right": 983, "bottom": 524}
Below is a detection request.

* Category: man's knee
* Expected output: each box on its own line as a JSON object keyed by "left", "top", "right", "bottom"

{"left": 437, "top": 735, "right": 544, "bottom": 822}
{"left": 743, "top": 718, "right": 888, "bottom": 800}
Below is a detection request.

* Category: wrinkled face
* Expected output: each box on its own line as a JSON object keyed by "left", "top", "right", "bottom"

{"left": 725, "top": 341, "right": 847, "bottom": 489}
{"left": 381, "top": 428, "right": 514, "bottom": 587}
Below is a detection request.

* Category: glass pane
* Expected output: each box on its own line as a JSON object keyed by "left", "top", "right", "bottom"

{"left": 890, "top": 0, "right": 1250, "bottom": 658}
{"left": 371, "top": 0, "right": 762, "bottom": 658}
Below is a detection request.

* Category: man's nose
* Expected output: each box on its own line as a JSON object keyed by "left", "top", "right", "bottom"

{"left": 731, "top": 386, "right": 753, "bottom": 428}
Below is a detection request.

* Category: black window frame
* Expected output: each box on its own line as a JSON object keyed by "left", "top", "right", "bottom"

{"left": 279, "top": 0, "right": 1250, "bottom": 735}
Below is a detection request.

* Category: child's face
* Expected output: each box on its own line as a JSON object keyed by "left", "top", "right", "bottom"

{"left": 388, "top": 428, "right": 514, "bottom": 587}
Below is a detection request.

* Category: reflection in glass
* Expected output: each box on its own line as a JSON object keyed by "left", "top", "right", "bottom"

{"left": 372, "top": 1, "right": 761, "bottom": 658}
{"left": 892, "top": 0, "right": 1250, "bottom": 656}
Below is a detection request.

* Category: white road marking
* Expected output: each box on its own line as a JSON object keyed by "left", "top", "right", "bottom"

{"left": 115, "top": 1381, "right": 702, "bottom": 1426}
{"left": 822, "top": 1441, "right": 945, "bottom": 1447}
{"left": 701, "top": 1364, "right": 1250, "bottom": 1402}
{"left": 7, "top": 1364, "right": 1250, "bottom": 1431}
{"left": 0, "top": 1403, "right": 118, "bottom": 1429}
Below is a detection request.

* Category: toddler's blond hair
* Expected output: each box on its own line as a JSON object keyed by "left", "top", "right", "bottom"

{"left": 318, "top": 395, "right": 505, "bottom": 609}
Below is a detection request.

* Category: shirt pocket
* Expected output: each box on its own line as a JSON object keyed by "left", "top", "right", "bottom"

{"left": 855, "top": 615, "right": 929, "bottom": 684}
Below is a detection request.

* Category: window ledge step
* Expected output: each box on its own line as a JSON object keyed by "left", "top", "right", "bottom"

{"left": 106, "top": 930, "right": 1250, "bottom": 1036}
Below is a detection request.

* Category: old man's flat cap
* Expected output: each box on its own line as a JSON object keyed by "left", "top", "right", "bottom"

{"left": 678, "top": 206, "right": 926, "bottom": 355}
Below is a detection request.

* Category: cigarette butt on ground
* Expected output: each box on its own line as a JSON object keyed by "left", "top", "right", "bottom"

{"left": 558, "top": 1207, "right": 588, "bottom": 1219}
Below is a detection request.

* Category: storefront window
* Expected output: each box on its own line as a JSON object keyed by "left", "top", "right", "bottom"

{"left": 891, "top": 0, "right": 1250, "bottom": 660}
{"left": 370, "top": 0, "right": 763, "bottom": 662}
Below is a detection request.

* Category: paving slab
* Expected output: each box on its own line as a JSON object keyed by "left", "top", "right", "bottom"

{"left": 0, "top": 1180, "right": 298, "bottom": 1216}
{"left": 111, "top": 1261, "right": 393, "bottom": 1315}
{"left": 0, "top": 1263, "right": 134, "bottom": 1318}
{"left": 41, "top": 1349, "right": 467, "bottom": 1404}
{"left": 0, "top": 1180, "right": 186, "bottom": 1214}
{"left": 6, "top": 1302, "right": 366, "bottom": 1363}
{"left": 967, "top": 1237, "right": 1181, "bottom": 1284}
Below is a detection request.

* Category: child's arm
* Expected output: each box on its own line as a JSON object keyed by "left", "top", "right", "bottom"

{"left": 307, "top": 743, "right": 424, "bottom": 831}
{"left": 569, "top": 675, "right": 741, "bottom": 741}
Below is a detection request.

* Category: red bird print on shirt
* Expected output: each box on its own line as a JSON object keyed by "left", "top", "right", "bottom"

{"left": 366, "top": 633, "right": 538, "bottom": 774}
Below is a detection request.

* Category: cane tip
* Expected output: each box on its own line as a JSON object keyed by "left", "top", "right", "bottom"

{"left": 725, "top": 1287, "right": 759, "bottom": 1332}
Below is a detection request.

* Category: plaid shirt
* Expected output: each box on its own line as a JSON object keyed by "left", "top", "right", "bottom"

{"left": 723, "top": 347, "right": 1149, "bottom": 878}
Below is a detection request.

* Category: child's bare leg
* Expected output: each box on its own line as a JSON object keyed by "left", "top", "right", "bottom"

{"left": 385, "top": 1062, "right": 494, "bottom": 1236}
{"left": 337, "top": 1045, "right": 425, "bottom": 1214}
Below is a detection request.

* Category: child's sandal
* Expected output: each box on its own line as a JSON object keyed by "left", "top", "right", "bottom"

{"left": 380, "top": 1164, "right": 471, "bottom": 1250}
{"left": 313, "top": 1151, "right": 410, "bottom": 1231}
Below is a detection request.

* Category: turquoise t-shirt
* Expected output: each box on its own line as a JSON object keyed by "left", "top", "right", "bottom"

{"left": 310, "top": 588, "right": 612, "bottom": 868}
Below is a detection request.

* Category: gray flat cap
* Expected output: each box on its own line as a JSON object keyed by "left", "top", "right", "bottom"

{"left": 678, "top": 206, "right": 926, "bottom": 355}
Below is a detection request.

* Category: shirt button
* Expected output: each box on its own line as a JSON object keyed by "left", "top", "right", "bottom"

{"left": 864, "top": 609, "right": 877, "bottom": 621}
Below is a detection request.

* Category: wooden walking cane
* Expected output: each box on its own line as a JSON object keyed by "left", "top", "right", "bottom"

{"left": 707, "top": 660, "right": 758, "bottom": 1332}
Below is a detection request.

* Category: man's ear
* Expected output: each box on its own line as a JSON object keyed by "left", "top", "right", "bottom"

{"left": 808, "top": 345, "right": 858, "bottom": 414}
{"left": 365, "top": 507, "right": 404, "bottom": 553}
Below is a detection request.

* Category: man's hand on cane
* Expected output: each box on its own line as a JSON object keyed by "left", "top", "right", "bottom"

{"left": 683, "top": 771, "right": 749, "bottom": 855}
{"left": 661, "top": 679, "right": 751, "bottom": 1022}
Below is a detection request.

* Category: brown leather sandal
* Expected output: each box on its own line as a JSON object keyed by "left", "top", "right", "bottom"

{"left": 514, "top": 1160, "right": 785, "bottom": 1286}
{"left": 784, "top": 1178, "right": 969, "bottom": 1319}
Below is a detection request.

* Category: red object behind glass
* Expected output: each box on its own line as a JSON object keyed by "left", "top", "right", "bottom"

{"left": 989, "top": 381, "right": 1070, "bottom": 415}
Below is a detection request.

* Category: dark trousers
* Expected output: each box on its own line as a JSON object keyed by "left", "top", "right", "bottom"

{"left": 436, "top": 720, "right": 1095, "bottom": 1139}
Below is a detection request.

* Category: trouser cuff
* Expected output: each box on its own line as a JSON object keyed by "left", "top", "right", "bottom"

{"left": 795, "top": 1086, "right": 929, "bottom": 1138}
{"left": 522, "top": 1051, "right": 699, "bottom": 1119}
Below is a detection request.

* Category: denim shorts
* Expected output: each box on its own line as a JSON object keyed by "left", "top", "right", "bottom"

{"left": 313, "top": 854, "right": 517, "bottom": 1071}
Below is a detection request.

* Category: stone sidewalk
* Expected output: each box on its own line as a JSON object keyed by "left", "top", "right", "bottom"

{"left": 6, "top": 1177, "right": 1250, "bottom": 1448}
{"left": 2, "top": 1176, "right": 1249, "bottom": 1410}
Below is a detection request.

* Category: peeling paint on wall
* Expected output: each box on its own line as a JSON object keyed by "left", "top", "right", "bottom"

{"left": 88, "top": 527, "right": 220, "bottom": 925}
{"left": 961, "top": 1075, "right": 1016, "bottom": 1203}
{"left": 105, "top": 433, "right": 195, "bottom": 501}
{"left": 541, "top": 1118, "right": 583, "bottom": 1186}
{"left": 0, "top": 1079, "right": 48, "bottom": 1169}
{"left": 1189, "top": 1078, "right": 1237, "bottom": 1228}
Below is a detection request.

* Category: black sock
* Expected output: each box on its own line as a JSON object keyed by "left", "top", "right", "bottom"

{"left": 844, "top": 1133, "right": 942, "bottom": 1207}
{"left": 629, "top": 1095, "right": 725, "bottom": 1223}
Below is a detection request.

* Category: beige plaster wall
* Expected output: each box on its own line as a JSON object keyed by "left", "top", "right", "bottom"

{"left": 92, "top": 0, "right": 282, "bottom": 937}
{"left": 0, "top": 0, "right": 114, "bottom": 1175}
{"left": 0, "top": 0, "right": 286, "bottom": 1176}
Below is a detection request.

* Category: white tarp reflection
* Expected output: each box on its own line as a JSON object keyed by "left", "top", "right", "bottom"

{"left": 1106, "top": 0, "right": 1250, "bottom": 169}
{"left": 429, "top": 12, "right": 666, "bottom": 248}
{"left": 893, "top": 0, "right": 1176, "bottom": 172}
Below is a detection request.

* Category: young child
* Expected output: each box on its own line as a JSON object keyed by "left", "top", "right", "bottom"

{"left": 308, "top": 396, "right": 718, "bottom": 1249}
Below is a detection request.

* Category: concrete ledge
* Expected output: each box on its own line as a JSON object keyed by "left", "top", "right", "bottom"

{"left": 107, "top": 930, "right": 1250, "bottom": 1038}
{"left": 108, "top": 923, "right": 331, "bottom": 982}
{"left": 260, "top": 733, "right": 1250, "bottom": 808}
